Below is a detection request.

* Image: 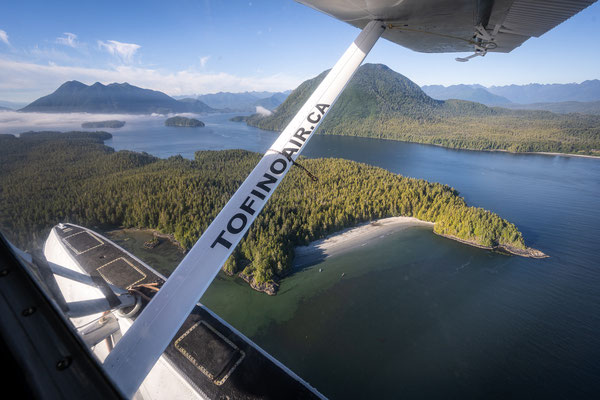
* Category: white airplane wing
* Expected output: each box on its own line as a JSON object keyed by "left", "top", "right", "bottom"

{"left": 298, "top": 0, "right": 597, "bottom": 53}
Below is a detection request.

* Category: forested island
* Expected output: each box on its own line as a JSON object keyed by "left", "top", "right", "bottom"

{"left": 165, "top": 116, "right": 205, "bottom": 127}
{"left": 247, "top": 64, "right": 600, "bottom": 156}
{"left": 229, "top": 115, "right": 248, "bottom": 122}
{"left": 82, "top": 120, "right": 125, "bottom": 128}
{"left": 0, "top": 131, "right": 542, "bottom": 294}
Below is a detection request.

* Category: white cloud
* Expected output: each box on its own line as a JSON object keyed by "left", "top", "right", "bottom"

{"left": 0, "top": 110, "right": 158, "bottom": 135}
{"left": 255, "top": 106, "right": 272, "bottom": 116}
{"left": 27, "top": 45, "right": 77, "bottom": 64}
{"left": 56, "top": 32, "right": 78, "bottom": 48}
{"left": 0, "top": 29, "right": 9, "bottom": 46}
{"left": 0, "top": 58, "right": 303, "bottom": 102}
{"left": 199, "top": 56, "right": 210, "bottom": 67}
{"left": 98, "top": 40, "right": 140, "bottom": 63}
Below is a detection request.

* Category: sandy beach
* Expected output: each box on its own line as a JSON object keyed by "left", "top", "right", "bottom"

{"left": 293, "top": 216, "right": 433, "bottom": 268}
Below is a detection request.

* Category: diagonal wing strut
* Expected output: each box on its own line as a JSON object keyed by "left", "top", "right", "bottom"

{"left": 103, "top": 20, "right": 385, "bottom": 397}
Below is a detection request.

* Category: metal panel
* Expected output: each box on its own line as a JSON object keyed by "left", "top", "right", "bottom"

{"left": 502, "top": 0, "right": 596, "bottom": 37}
{"left": 297, "top": 0, "right": 597, "bottom": 53}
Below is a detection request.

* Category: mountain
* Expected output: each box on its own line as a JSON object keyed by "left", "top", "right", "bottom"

{"left": 195, "top": 91, "right": 290, "bottom": 111}
{"left": 487, "top": 80, "right": 600, "bottom": 104}
{"left": 247, "top": 64, "right": 600, "bottom": 156}
{"left": 195, "top": 92, "right": 262, "bottom": 110}
{"left": 0, "top": 100, "right": 28, "bottom": 110}
{"left": 0, "top": 106, "right": 13, "bottom": 111}
{"left": 501, "top": 100, "right": 600, "bottom": 115}
{"left": 247, "top": 63, "right": 487, "bottom": 131}
{"left": 254, "top": 92, "right": 289, "bottom": 110}
{"left": 20, "top": 81, "right": 215, "bottom": 114}
{"left": 422, "top": 84, "right": 511, "bottom": 106}
{"left": 422, "top": 81, "right": 600, "bottom": 114}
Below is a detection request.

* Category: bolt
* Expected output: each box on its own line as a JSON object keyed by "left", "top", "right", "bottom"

{"left": 0, "top": 269, "right": 9, "bottom": 276}
{"left": 22, "top": 307, "right": 36, "bottom": 316}
{"left": 56, "top": 356, "right": 72, "bottom": 371}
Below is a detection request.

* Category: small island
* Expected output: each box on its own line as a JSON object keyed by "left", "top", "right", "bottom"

{"left": 82, "top": 120, "right": 125, "bottom": 128}
{"left": 229, "top": 115, "right": 248, "bottom": 122}
{"left": 165, "top": 116, "right": 205, "bottom": 127}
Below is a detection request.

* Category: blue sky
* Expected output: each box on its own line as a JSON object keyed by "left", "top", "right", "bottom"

{"left": 1, "top": 0, "right": 599, "bottom": 102}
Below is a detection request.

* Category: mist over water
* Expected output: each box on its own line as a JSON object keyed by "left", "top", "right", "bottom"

{"left": 4, "top": 111, "right": 599, "bottom": 398}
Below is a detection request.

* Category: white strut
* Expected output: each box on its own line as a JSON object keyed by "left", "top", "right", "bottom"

{"left": 104, "top": 20, "right": 385, "bottom": 398}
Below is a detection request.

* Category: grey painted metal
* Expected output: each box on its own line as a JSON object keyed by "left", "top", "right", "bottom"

{"left": 48, "top": 259, "right": 129, "bottom": 295}
{"left": 104, "top": 20, "right": 385, "bottom": 398}
{"left": 297, "top": 0, "right": 597, "bottom": 53}
{"left": 79, "top": 314, "right": 121, "bottom": 347}
{"left": 502, "top": 0, "right": 596, "bottom": 37}
{"left": 66, "top": 294, "right": 137, "bottom": 318}
{"left": 9, "top": 239, "right": 128, "bottom": 296}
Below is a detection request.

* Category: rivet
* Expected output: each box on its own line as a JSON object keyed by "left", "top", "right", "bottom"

{"left": 22, "top": 306, "right": 36, "bottom": 316}
{"left": 56, "top": 356, "right": 72, "bottom": 370}
{"left": 0, "top": 269, "right": 9, "bottom": 276}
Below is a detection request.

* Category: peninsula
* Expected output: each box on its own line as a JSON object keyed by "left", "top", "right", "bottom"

{"left": 0, "top": 131, "right": 543, "bottom": 295}
{"left": 82, "top": 120, "right": 125, "bottom": 128}
{"left": 165, "top": 116, "right": 205, "bottom": 127}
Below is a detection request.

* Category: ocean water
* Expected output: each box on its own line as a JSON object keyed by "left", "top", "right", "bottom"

{"left": 3, "top": 111, "right": 599, "bottom": 398}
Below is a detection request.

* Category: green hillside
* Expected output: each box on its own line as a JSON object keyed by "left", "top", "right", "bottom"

{"left": 1, "top": 131, "right": 532, "bottom": 291}
{"left": 247, "top": 64, "right": 600, "bottom": 155}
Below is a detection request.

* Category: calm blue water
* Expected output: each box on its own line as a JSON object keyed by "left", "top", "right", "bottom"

{"left": 104, "top": 113, "right": 600, "bottom": 398}
{"left": 10, "top": 112, "right": 600, "bottom": 398}
{"left": 105, "top": 113, "right": 279, "bottom": 158}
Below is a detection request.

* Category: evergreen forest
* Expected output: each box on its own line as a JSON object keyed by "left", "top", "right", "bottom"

{"left": 247, "top": 64, "right": 600, "bottom": 156}
{"left": 1, "top": 131, "right": 528, "bottom": 287}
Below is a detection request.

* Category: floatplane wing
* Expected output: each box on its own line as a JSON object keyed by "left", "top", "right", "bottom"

{"left": 2, "top": 1, "right": 596, "bottom": 399}
{"left": 103, "top": 0, "right": 597, "bottom": 397}
{"left": 299, "top": 0, "right": 597, "bottom": 60}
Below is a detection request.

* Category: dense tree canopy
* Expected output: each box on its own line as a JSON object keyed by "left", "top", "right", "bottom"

{"left": 1, "top": 131, "right": 527, "bottom": 286}
{"left": 247, "top": 64, "right": 600, "bottom": 156}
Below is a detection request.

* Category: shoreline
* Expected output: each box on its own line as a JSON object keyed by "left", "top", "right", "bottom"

{"left": 293, "top": 216, "right": 547, "bottom": 270}
{"left": 293, "top": 217, "right": 434, "bottom": 268}
{"left": 433, "top": 232, "right": 548, "bottom": 258}
{"left": 395, "top": 139, "right": 600, "bottom": 160}
{"left": 244, "top": 124, "right": 600, "bottom": 160}
{"left": 486, "top": 148, "right": 600, "bottom": 159}
{"left": 103, "top": 219, "right": 547, "bottom": 297}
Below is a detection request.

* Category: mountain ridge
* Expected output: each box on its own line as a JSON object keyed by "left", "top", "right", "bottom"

{"left": 192, "top": 91, "right": 290, "bottom": 111}
{"left": 20, "top": 81, "right": 215, "bottom": 114}
{"left": 247, "top": 63, "right": 600, "bottom": 155}
{"left": 423, "top": 79, "right": 600, "bottom": 107}
{"left": 422, "top": 84, "right": 512, "bottom": 106}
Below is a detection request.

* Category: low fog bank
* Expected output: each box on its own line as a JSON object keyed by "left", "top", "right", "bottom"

{"left": 0, "top": 111, "right": 206, "bottom": 135}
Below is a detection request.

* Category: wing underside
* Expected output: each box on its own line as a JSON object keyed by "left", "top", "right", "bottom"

{"left": 297, "top": 0, "right": 596, "bottom": 53}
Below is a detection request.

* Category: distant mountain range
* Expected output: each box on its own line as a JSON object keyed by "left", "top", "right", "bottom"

{"left": 247, "top": 63, "right": 600, "bottom": 155}
{"left": 176, "top": 90, "right": 290, "bottom": 112}
{"left": 20, "top": 81, "right": 215, "bottom": 114}
{"left": 0, "top": 100, "right": 28, "bottom": 110}
{"left": 422, "top": 80, "right": 600, "bottom": 114}
{"left": 421, "top": 85, "right": 511, "bottom": 106}
{"left": 9, "top": 71, "right": 600, "bottom": 119}
{"left": 487, "top": 80, "right": 600, "bottom": 103}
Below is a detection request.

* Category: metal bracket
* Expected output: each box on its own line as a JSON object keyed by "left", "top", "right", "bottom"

{"left": 456, "top": 24, "right": 498, "bottom": 62}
